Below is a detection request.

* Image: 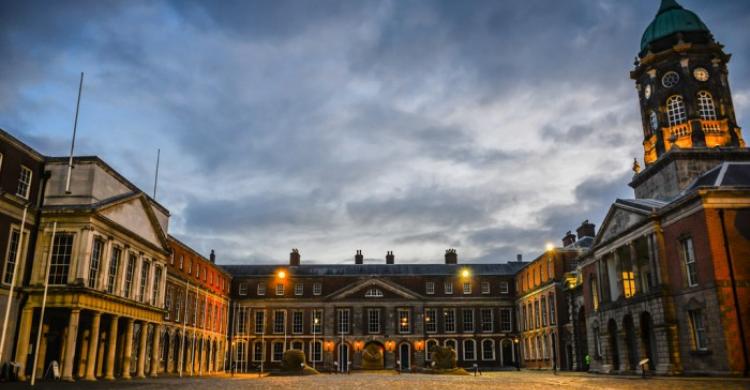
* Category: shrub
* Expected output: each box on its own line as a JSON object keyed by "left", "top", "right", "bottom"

{"left": 431, "top": 345, "right": 457, "bottom": 369}
{"left": 281, "top": 349, "right": 306, "bottom": 372}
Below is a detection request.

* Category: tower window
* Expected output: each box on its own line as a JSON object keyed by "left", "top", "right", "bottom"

{"left": 697, "top": 91, "right": 717, "bottom": 120}
{"left": 666, "top": 95, "right": 687, "bottom": 126}
{"left": 648, "top": 111, "right": 658, "bottom": 135}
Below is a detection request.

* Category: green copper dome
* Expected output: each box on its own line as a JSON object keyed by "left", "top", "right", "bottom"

{"left": 640, "top": 0, "right": 710, "bottom": 54}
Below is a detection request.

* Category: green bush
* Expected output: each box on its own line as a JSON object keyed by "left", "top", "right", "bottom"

{"left": 281, "top": 349, "right": 306, "bottom": 372}
{"left": 430, "top": 345, "right": 457, "bottom": 369}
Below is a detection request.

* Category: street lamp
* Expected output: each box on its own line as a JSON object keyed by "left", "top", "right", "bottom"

{"left": 513, "top": 338, "right": 520, "bottom": 371}
{"left": 313, "top": 317, "right": 319, "bottom": 370}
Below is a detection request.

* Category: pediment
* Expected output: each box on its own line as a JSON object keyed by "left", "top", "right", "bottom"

{"left": 595, "top": 202, "right": 651, "bottom": 245}
{"left": 328, "top": 278, "right": 421, "bottom": 301}
{"left": 98, "top": 195, "right": 168, "bottom": 250}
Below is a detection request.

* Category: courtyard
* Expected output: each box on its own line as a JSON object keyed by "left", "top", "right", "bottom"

{"left": 3, "top": 371, "right": 749, "bottom": 390}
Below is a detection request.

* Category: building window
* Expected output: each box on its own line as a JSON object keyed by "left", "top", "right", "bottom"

{"left": 179, "top": 255, "right": 184, "bottom": 270}
{"left": 426, "top": 340, "right": 438, "bottom": 361}
{"left": 444, "top": 280, "right": 453, "bottom": 294}
{"left": 152, "top": 266, "right": 162, "bottom": 305}
{"left": 310, "top": 340, "right": 322, "bottom": 362}
{"left": 398, "top": 308, "right": 411, "bottom": 334}
{"left": 425, "top": 308, "right": 437, "bottom": 333}
{"left": 365, "top": 288, "right": 383, "bottom": 298}
{"left": 16, "top": 166, "right": 32, "bottom": 199}
{"left": 666, "top": 95, "right": 687, "bottom": 126}
{"left": 235, "top": 341, "right": 246, "bottom": 366}
{"left": 463, "top": 339, "right": 476, "bottom": 361}
{"left": 254, "top": 310, "right": 265, "bottom": 334}
{"left": 138, "top": 261, "right": 150, "bottom": 302}
{"left": 237, "top": 307, "right": 247, "bottom": 334}
{"left": 499, "top": 281, "right": 509, "bottom": 294}
{"left": 463, "top": 282, "right": 471, "bottom": 294}
{"left": 253, "top": 341, "right": 264, "bottom": 362}
{"left": 106, "top": 247, "right": 121, "bottom": 294}
{"left": 593, "top": 326, "right": 602, "bottom": 358}
{"left": 368, "top": 309, "right": 381, "bottom": 334}
{"left": 313, "top": 282, "right": 322, "bottom": 295}
{"left": 521, "top": 306, "right": 527, "bottom": 331}
{"left": 462, "top": 309, "right": 474, "bottom": 332}
{"left": 174, "top": 293, "right": 182, "bottom": 322}
{"left": 257, "top": 283, "right": 266, "bottom": 295}
{"left": 49, "top": 233, "right": 74, "bottom": 285}
{"left": 444, "top": 309, "right": 456, "bottom": 333}
{"left": 273, "top": 310, "right": 286, "bottom": 334}
{"left": 481, "top": 281, "right": 490, "bottom": 294}
{"left": 697, "top": 91, "right": 717, "bottom": 120}
{"left": 337, "top": 309, "right": 350, "bottom": 334}
{"left": 480, "top": 308, "right": 494, "bottom": 332}
{"left": 689, "top": 310, "right": 708, "bottom": 351}
{"left": 541, "top": 297, "right": 548, "bottom": 327}
{"left": 590, "top": 275, "right": 599, "bottom": 311}
{"left": 500, "top": 308, "right": 512, "bottom": 332}
{"left": 195, "top": 264, "right": 200, "bottom": 279}
{"left": 238, "top": 282, "right": 248, "bottom": 295}
{"left": 311, "top": 309, "right": 322, "bottom": 334}
{"left": 292, "top": 311, "right": 303, "bottom": 334}
{"left": 549, "top": 295, "right": 556, "bottom": 325}
{"left": 681, "top": 238, "right": 698, "bottom": 287}
{"left": 425, "top": 281, "right": 435, "bottom": 295}
{"left": 481, "top": 339, "right": 495, "bottom": 361}
{"left": 535, "top": 336, "right": 541, "bottom": 360}
{"left": 276, "top": 283, "right": 284, "bottom": 296}
{"left": 272, "top": 341, "right": 284, "bottom": 362}
{"left": 87, "top": 238, "right": 104, "bottom": 289}
{"left": 542, "top": 334, "right": 548, "bottom": 359}
{"left": 3, "top": 229, "right": 21, "bottom": 285}
{"left": 535, "top": 300, "right": 541, "bottom": 329}
{"left": 294, "top": 283, "right": 303, "bottom": 296}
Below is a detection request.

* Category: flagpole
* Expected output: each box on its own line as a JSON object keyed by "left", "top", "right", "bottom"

{"left": 65, "top": 72, "right": 84, "bottom": 194}
{"left": 0, "top": 206, "right": 27, "bottom": 362}
{"left": 152, "top": 149, "right": 160, "bottom": 199}
{"left": 30, "top": 222, "right": 57, "bottom": 386}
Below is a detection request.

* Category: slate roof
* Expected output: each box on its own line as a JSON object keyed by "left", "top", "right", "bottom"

{"left": 616, "top": 198, "right": 668, "bottom": 213}
{"left": 221, "top": 262, "right": 528, "bottom": 278}
{"left": 685, "top": 162, "right": 750, "bottom": 192}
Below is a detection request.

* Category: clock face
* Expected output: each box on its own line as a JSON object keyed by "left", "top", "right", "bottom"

{"left": 644, "top": 84, "right": 652, "bottom": 99}
{"left": 694, "top": 67, "right": 709, "bottom": 82}
{"left": 662, "top": 71, "right": 680, "bottom": 88}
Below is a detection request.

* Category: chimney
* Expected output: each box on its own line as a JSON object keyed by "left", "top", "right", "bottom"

{"left": 562, "top": 231, "right": 576, "bottom": 247}
{"left": 210, "top": 249, "right": 216, "bottom": 263}
{"left": 385, "top": 251, "right": 395, "bottom": 264}
{"left": 516, "top": 254, "right": 523, "bottom": 262}
{"left": 290, "top": 248, "right": 300, "bottom": 266}
{"left": 445, "top": 249, "right": 458, "bottom": 264}
{"left": 355, "top": 249, "right": 364, "bottom": 265}
{"left": 576, "top": 220, "right": 596, "bottom": 239}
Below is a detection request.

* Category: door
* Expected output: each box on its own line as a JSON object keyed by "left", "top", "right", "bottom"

{"left": 338, "top": 344, "right": 348, "bottom": 372}
{"left": 399, "top": 343, "right": 410, "bottom": 371}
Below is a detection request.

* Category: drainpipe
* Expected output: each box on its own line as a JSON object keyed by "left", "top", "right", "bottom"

{"left": 718, "top": 209, "right": 748, "bottom": 377}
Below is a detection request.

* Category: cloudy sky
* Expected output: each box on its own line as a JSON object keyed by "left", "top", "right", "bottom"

{"left": 2, "top": 0, "right": 749, "bottom": 265}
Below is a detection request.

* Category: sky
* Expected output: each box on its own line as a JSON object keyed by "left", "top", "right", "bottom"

{"left": 2, "top": 0, "right": 749, "bottom": 265}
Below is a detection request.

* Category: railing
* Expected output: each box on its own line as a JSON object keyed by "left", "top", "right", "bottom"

{"left": 700, "top": 119, "right": 727, "bottom": 134}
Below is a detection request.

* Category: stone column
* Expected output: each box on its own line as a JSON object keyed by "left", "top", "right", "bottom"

{"left": 150, "top": 324, "right": 161, "bottom": 376}
{"left": 84, "top": 312, "right": 101, "bottom": 380}
{"left": 15, "top": 307, "right": 33, "bottom": 381}
{"left": 77, "top": 329, "right": 90, "bottom": 378}
{"left": 122, "top": 318, "right": 134, "bottom": 379}
{"left": 96, "top": 332, "right": 106, "bottom": 377}
{"left": 35, "top": 324, "right": 50, "bottom": 379}
{"left": 105, "top": 316, "right": 119, "bottom": 380}
{"left": 61, "top": 309, "right": 81, "bottom": 382}
{"left": 136, "top": 322, "right": 148, "bottom": 378}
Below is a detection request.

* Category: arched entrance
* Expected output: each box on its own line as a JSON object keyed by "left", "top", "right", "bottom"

{"left": 399, "top": 343, "right": 410, "bottom": 371}
{"left": 362, "top": 341, "right": 384, "bottom": 369}
{"left": 640, "top": 312, "right": 656, "bottom": 370}
{"left": 623, "top": 314, "right": 638, "bottom": 371}
{"left": 338, "top": 343, "right": 349, "bottom": 372}
{"left": 608, "top": 319, "right": 620, "bottom": 370}
{"left": 172, "top": 331, "right": 181, "bottom": 373}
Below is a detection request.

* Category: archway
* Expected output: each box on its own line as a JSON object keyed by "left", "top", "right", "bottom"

{"left": 172, "top": 331, "right": 181, "bottom": 373}
{"left": 362, "top": 341, "right": 384, "bottom": 369}
{"left": 399, "top": 342, "right": 410, "bottom": 371}
{"left": 623, "top": 314, "right": 638, "bottom": 371}
{"left": 607, "top": 319, "right": 620, "bottom": 370}
{"left": 640, "top": 312, "right": 656, "bottom": 370}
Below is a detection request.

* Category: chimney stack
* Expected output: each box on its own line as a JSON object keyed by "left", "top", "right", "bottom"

{"left": 355, "top": 249, "right": 364, "bottom": 264}
{"left": 290, "top": 248, "right": 300, "bottom": 266}
{"left": 445, "top": 249, "right": 458, "bottom": 264}
{"left": 385, "top": 251, "right": 395, "bottom": 264}
{"left": 562, "top": 231, "right": 576, "bottom": 247}
{"left": 210, "top": 249, "right": 216, "bottom": 263}
{"left": 516, "top": 254, "right": 523, "bottom": 262}
{"left": 576, "top": 220, "right": 596, "bottom": 239}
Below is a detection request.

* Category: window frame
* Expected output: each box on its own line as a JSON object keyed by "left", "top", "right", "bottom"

{"left": 425, "top": 281, "right": 435, "bottom": 295}
{"left": 681, "top": 237, "right": 698, "bottom": 287}
{"left": 16, "top": 165, "right": 32, "bottom": 199}
{"left": 462, "top": 339, "right": 476, "bottom": 361}
{"left": 481, "top": 339, "right": 495, "bottom": 361}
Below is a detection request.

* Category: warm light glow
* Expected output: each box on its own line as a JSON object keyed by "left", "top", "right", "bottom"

{"left": 277, "top": 270, "right": 286, "bottom": 279}
{"left": 461, "top": 269, "right": 471, "bottom": 278}
{"left": 414, "top": 340, "right": 424, "bottom": 351}
{"left": 545, "top": 243, "right": 555, "bottom": 252}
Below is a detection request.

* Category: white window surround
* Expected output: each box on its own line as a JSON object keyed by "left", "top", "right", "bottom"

{"left": 365, "top": 288, "right": 383, "bottom": 298}
{"left": 462, "top": 339, "right": 476, "bottom": 361}
{"left": 481, "top": 339, "right": 495, "bottom": 361}
{"left": 425, "top": 281, "right": 435, "bottom": 295}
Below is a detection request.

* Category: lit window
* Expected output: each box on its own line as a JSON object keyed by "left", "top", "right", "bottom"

{"left": 294, "top": 283, "right": 303, "bottom": 296}
{"left": 667, "top": 95, "right": 687, "bottom": 126}
{"left": 697, "top": 91, "right": 717, "bottom": 120}
{"left": 398, "top": 309, "right": 410, "bottom": 334}
{"left": 622, "top": 270, "right": 636, "bottom": 298}
{"left": 311, "top": 309, "right": 322, "bottom": 334}
{"left": 681, "top": 238, "right": 698, "bottom": 287}
{"left": 481, "top": 281, "right": 490, "bottom": 294}
{"left": 425, "top": 281, "right": 435, "bottom": 295}
{"left": 365, "top": 288, "right": 383, "bottom": 298}
{"left": 16, "top": 166, "right": 32, "bottom": 199}
{"left": 425, "top": 308, "right": 437, "bottom": 333}
{"left": 313, "top": 282, "right": 322, "bottom": 295}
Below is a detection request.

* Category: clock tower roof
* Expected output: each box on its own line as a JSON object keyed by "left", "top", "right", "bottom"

{"left": 640, "top": 0, "right": 710, "bottom": 57}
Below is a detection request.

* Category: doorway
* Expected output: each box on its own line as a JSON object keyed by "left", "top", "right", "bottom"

{"left": 399, "top": 343, "right": 410, "bottom": 371}
{"left": 338, "top": 343, "right": 349, "bottom": 372}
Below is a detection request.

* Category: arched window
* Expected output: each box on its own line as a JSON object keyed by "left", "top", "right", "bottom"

{"left": 444, "top": 339, "right": 457, "bottom": 352}
{"left": 481, "top": 339, "right": 495, "bottom": 361}
{"left": 463, "top": 339, "right": 476, "bottom": 361}
{"left": 697, "top": 91, "right": 717, "bottom": 120}
{"left": 365, "top": 288, "right": 383, "bottom": 298}
{"left": 426, "top": 339, "right": 439, "bottom": 361}
{"left": 309, "top": 340, "right": 322, "bottom": 362}
{"left": 666, "top": 95, "right": 687, "bottom": 126}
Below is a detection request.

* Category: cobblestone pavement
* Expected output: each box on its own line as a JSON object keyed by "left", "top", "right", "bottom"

{"left": 4, "top": 371, "right": 749, "bottom": 390}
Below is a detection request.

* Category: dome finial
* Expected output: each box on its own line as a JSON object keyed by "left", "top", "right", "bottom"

{"left": 659, "top": 0, "right": 683, "bottom": 14}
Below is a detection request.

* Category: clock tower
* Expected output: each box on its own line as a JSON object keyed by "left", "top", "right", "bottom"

{"left": 629, "top": 0, "right": 749, "bottom": 200}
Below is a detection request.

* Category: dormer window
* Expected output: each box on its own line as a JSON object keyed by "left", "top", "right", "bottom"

{"left": 365, "top": 288, "right": 383, "bottom": 298}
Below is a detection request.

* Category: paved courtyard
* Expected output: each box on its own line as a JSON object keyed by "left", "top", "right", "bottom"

{"left": 3, "top": 371, "right": 749, "bottom": 390}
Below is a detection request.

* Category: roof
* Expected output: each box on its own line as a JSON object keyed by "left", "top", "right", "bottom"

{"left": 616, "top": 198, "right": 668, "bottom": 213}
{"left": 221, "top": 262, "right": 528, "bottom": 278}
{"left": 640, "top": 0, "right": 709, "bottom": 55}
{"left": 684, "top": 162, "right": 750, "bottom": 192}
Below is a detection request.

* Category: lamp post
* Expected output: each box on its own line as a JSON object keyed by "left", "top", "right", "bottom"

{"left": 313, "top": 317, "right": 319, "bottom": 370}
{"left": 513, "top": 338, "right": 520, "bottom": 371}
